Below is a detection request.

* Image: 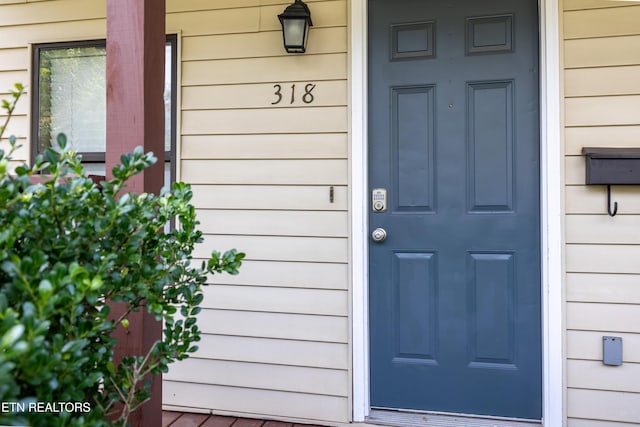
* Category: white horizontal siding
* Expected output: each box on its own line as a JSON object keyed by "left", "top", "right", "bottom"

{"left": 0, "top": 138, "right": 28, "bottom": 162}
{"left": 181, "top": 134, "right": 348, "bottom": 160}
{"left": 566, "top": 185, "right": 640, "bottom": 215}
{"left": 193, "top": 334, "right": 348, "bottom": 370}
{"left": 567, "top": 302, "right": 640, "bottom": 334}
{"left": 0, "top": 47, "right": 27, "bottom": 72}
{"left": 195, "top": 210, "right": 348, "bottom": 237}
{"left": 568, "top": 419, "right": 640, "bottom": 427}
{"left": 568, "top": 360, "right": 640, "bottom": 393}
{"left": 205, "top": 260, "right": 348, "bottom": 290}
{"left": 181, "top": 26, "right": 347, "bottom": 60}
{"left": 182, "top": 54, "right": 348, "bottom": 85}
{"left": 565, "top": 95, "right": 640, "bottom": 127}
{"left": 175, "top": 24, "right": 351, "bottom": 427}
{"left": 182, "top": 80, "right": 347, "bottom": 110}
{"left": 563, "top": 5, "right": 640, "bottom": 425}
{"left": 564, "top": 5, "right": 640, "bottom": 39}
{"left": 200, "top": 285, "right": 348, "bottom": 316}
{"left": 564, "top": 0, "right": 640, "bottom": 11}
{"left": 165, "top": 358, "right": 348, "bottom": 397}
{"left": 195, "top": 235, "right": 348, "bottom": 263}
{"left": 0, "top": 0, "right": 104, "bottom": 26}
{"left": 0, "top": 70, "right": 26, "bottom": 93}
{"left": 190, "top": 185, "right": 348, "bottom": 210}
{"left": 567, "top": 389, "right": 640, "bottom": 424}
{"left": 0, "top": 114, "right": 27, "bottom": 141}
{"left": 567, "top": 273, "right": 640, "bottom": 304}
{"left": 567, "top": 331, "right": 640, "bottom": 364}
{"left": 194, "top": 309, "right": 348, "bottom": 343}
{"left": 565, "top": 66, "right": 640, "bottom": 97}
{"left": 0, "top": 20, "right": 106, "bottom": 49}
{"left": 166, "top": 0, "right": 259, "bottom": 13}
{"left": 565, "top": 126, "right": 640, "bottom": 155}
{"left": 565, "top": 35, "right": 640, "bottom": 68}
{"left": 566, "top": 245, "right": 640, "bottom": 275}
{"left": 163, "top": 381, "right": 349, "bottom": 424}
{"left": 182, "top": 107, "right": 348, "bottom": 134}
{"left": 181, "top": 159, "right": 348, "bottom": 185}
{"left": 566, "top": 215, "right": 640, "bottom": 244}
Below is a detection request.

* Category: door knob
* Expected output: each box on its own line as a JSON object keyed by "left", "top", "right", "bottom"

{"left": 371, "top": 228, "right": 387, "bottom": 242}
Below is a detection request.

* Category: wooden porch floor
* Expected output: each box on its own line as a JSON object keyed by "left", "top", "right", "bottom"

{"left": 163, "top": 411, "right": 328, "bottom": 427}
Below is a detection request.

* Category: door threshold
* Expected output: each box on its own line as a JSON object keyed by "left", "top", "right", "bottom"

{"left": 366, "top": 408, "right": 542, "bottom": 427}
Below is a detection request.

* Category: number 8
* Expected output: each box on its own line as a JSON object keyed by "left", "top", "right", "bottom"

{"left": 303, "top": 84, "right": 316, "bottom": 104}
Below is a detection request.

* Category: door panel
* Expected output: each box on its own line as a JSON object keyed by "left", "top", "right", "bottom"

{"left": 393, "top": 86, "right": 436, "bottom": 211}
{"left": 368, "top": 0, "right": 541, "bottom": 419}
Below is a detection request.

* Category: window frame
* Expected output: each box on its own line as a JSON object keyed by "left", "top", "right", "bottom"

{"left": 30, "top": 35, "right": 178, "bottom": 185}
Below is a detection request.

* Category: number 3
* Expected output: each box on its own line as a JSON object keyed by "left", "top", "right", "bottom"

{"left": 272, "top": 84, "right": 283, "bottom": 105}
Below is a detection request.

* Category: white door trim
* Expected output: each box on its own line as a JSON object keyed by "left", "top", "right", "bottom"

{"left": 349, "top": 0, "right": 564, "bottom": 425}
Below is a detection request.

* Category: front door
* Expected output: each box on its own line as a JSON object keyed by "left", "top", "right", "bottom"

{"left": 368, "top": 0, "right": 541, "bottom": 419}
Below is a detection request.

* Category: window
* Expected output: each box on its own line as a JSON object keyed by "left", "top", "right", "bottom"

{"left": 31, "top": 36, "right": 177, "bottom": 185}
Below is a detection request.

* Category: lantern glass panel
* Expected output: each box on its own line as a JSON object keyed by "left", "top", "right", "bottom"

{"left": 283, "top": 18, "right": 307, "bottom": 51}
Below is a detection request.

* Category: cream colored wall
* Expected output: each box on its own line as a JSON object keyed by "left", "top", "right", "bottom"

{"left": 563, "top": 1, "right": 640, "bottom": 425}
{"left": 0, "top": 0, "right": 350, "bottom": 423}
{"left": 164, "top": 1, "right": 349, "bottom": 423}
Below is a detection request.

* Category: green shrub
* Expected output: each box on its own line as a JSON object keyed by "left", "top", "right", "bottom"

{"left": 0, "top": 85, "right": 244, "bottom": 426}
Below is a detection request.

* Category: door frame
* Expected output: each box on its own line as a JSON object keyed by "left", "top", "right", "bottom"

{"left": 349, "top": 0, "right": 563, "bottom": 424}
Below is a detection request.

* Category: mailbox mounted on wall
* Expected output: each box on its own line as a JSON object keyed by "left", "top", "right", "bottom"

{"left": 582, "top": 147, "right": 640, "bottom": 216}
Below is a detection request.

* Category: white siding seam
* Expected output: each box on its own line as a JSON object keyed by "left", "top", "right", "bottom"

{"left": 568, "top": 359, "right": 640, "bottom": 364}
{"left": 180, "top": 358, "right": 347, "bottom": 371}
{"left": 568, "top": 386, "right": 640, "bottom": 394}
{"left": 566, "top": 243, "right": 640, "bottom": 247}
{"left": 201, "top": 283, "right": 350, "bottom": 291}
{"left": 565, "top": 6, "right": 640, "bottom": 11}
{"left": 181, "top": 51, "right": 347, "bottom": 64}
{"left": 162, "top": 379, "right": 349, "bottom": 398}
{"left": 198, "top": 332, "right": 347, "bottom": 345}
{"left": 197, "top": 308, "right": 349, "bottom": 319}
{"left": 565, "top": 302, "right": 640, "bottom": 307}
{"left": 195, "top": 209, "right": 349, "bottom": 213}
{"left": 182, "top": 355, "right": 350, "bottom": 369}
{"left": 565, "top": 94, "right": 640, "bottom": 99}
{"left": 567, "top": 422, "right": 639, "bottom": 427}
{"left": 200, "top": 233, "right": 347, "bottom": 238}
{"left": 564, "top": 64, "right": 640, "bottom": 70}
{"left": 196, "top": 257, "right": 349, "bottom": 264}
{"left": 564, "top": 33, "right": 640, "bottom": 42}
{"left": 0, "top": 17, "right": 106, "bottom": 29}
{"left": 180, "top": 81, "right": 347, "bottom": 90}
{"left": 182, "top": 106, "right": 348, "bottom": 112}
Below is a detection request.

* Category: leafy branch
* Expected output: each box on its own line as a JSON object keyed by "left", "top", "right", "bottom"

{"left": 0, "top": 85, "right": 245, "bottom": 426}
{"left": 0, "top": 83, "right": 24, "bottom": 141}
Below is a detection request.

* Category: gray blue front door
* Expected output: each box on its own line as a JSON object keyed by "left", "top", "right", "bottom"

{"left": 368, "top": 0, "right": 541, "bottom": 419}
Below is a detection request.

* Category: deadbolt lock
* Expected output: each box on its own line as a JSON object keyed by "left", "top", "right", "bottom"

{"left": 372, "top": 188, "right": 387, "bottom": 212}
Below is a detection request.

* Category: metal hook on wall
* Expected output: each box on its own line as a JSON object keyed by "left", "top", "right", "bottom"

{"left": 607, "top": 185, "right": 618, "bottom": 217}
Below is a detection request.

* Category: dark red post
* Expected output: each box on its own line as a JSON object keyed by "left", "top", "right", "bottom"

{"left": 106, "top": 1, "right": 165, "bottom": 426}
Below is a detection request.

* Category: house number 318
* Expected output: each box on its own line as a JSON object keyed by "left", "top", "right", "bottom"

{"left": 271, "top": 83, "right": 316, "bottom": 105}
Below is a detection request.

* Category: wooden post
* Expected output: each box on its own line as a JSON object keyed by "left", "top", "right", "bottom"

{"left": 106, "top": 1, "right": 165, "bottom": 426}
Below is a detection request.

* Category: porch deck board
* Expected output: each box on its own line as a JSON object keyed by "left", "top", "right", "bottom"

{"left": 163, "top": 412, "right": 327, "bottom": 427}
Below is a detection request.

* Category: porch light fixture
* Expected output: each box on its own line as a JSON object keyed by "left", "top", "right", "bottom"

{"left": 278, "top": 0, "right": 313, "bottom": 53}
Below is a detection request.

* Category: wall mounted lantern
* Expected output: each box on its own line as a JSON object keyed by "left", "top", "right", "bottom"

{"left": 278, "top": 0, "right": 313, "bottom": 53}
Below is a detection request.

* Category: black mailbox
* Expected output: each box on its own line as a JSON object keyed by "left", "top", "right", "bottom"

{"left": 582, "top": 147, "right": 640, "bottom": 185}
{"left": 582, "top": 147, "right": 640, "bottom": 216}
